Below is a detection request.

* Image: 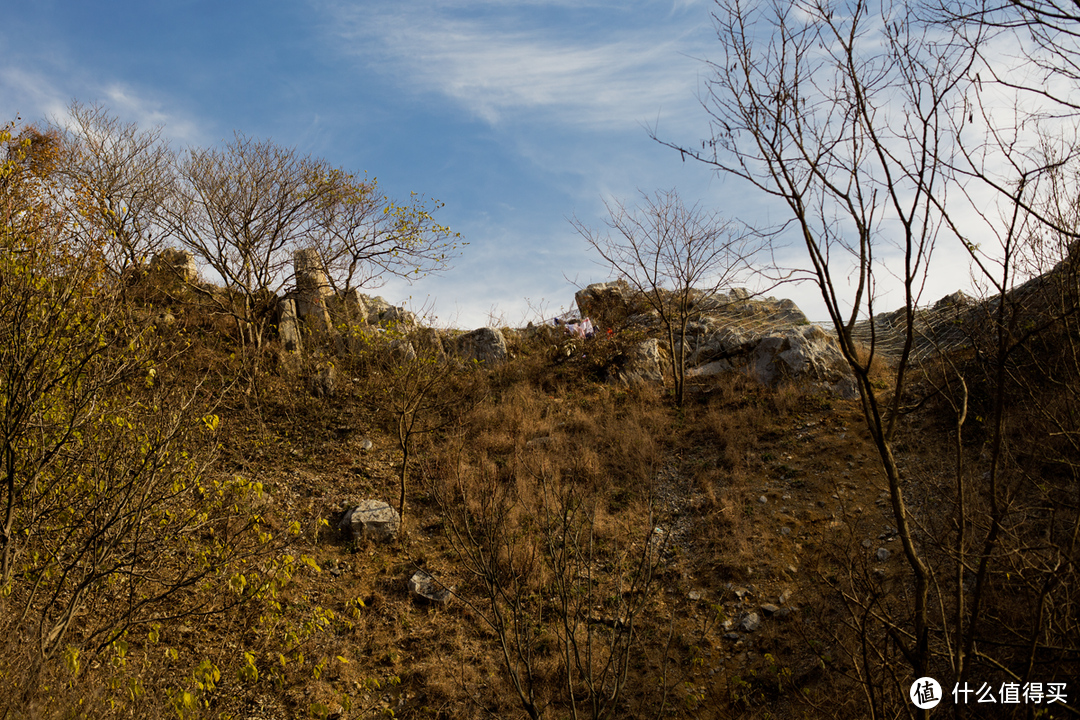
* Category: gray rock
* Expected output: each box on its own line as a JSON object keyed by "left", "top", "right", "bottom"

{"left": 150, "top": 248, "right": 198, "bottom": 284}
{"left": 760, "top": 603, "right": 780, "bottom": 617}
{"left": 740, "top": 612, "right": 761, "bottom": 632}
{"left": 294, "top": 249, "right": 333, "bottom": 336}
{"left": 408, "top": 570, "right": 452, "bottom": 604}
{"left": 614, "top": 338, "right": 665, "bottom": 385}
{"left": 454, "top": 327, "right": 508, "bottom": 364}
{"left": 339, "top": 500, "right": 401, "bottom": 542}
{"left": 379, "top": 305, "right": 417, "bottom": 328}
{"left": 876, "top": 547, "right": 891, "bottom": 562}
{"left": 390, "top": 338, "right": 417, "bottom": 362}
{"left": 575, "top": 280, "right": 630, "bottom": 324}
{"left": 277, "top": 298, "right": 303, "bottom": 352}
{"left": 358, "top": 438, "right": 373, "bottom": 452}
{"left": 933, "top": 290, "right": 973, "bottom": 309}
{"left": 332, "top": 287, "right": 370, "bottom": 325}
{"left": 747, "top": 325, "right": 856, "bottom": 398}
{"left": 723, "top": 632, "right": 741, "bottom": 641}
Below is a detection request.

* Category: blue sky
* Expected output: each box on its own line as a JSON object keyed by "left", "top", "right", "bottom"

{"left": 1, "top": 0, "right": 983, "bottom": 328}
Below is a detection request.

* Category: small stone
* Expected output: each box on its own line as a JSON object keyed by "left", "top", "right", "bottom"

{"left": 779, "top": 589, "right": 792, "bottom": 605}
{"left": 358, "top": 438, "right": 374, "bottom": 452}
{"left": 688, "top": 590, "right": 703, "bottom": 601}
{"left": 779, "top": 526, "right": 792, "bottom": 536}
{"left": 862, "top": 539, "right": 873, "bottom": 549}
{"left": 758, "top": 495, "right": 768, "bottom": 504}
{"left": 408, "top": 570, "right": 453, "bottom": 605}
{"left": 760, "top": 603, "right": 780, "bottom": 617}
{"left": 339, "top": 500, "right": 401, "bottom": 542}
{"left": 723, "top": 632, "right": 741, "bottom": 641}
{"left": 740, "top": 612, "right": 761, "bottom": 632}
{"left": 876, "top": 547, "right": 891, "bottom": 562}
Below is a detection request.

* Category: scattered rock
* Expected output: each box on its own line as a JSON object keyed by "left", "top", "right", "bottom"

{"left": 339, "top": 500, "right": 401, "bottom": 542}
{"left": 408, "top": 570, "right": 452, "bottom": 605}
{"left": 723, "top": 632, "right": 741, "bottom": 641}
{"left": 740, "top": 612, "right": 761, "bottom": 632}
{"left": 760, "top": 603, "right": 780, "bottom": 617}
{"left": 358, "top": 438, "right": 374, "bottom": 452}
{"left": 876, "top": 547, "right": 891, "bottom": 562}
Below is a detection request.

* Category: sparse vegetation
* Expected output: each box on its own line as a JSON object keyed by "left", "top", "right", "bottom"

{"left": 5, "top": 2, "right": 1080, "bottom": 707}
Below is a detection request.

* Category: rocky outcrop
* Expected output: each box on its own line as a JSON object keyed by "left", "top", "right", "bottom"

{"left": 150, "top": 248, "right": 199, "bottom": 284}
{"left": 599, "top": 287, "right": 856, "bottom": 396}
{"left": 747, "top": 325, "right": 856, "bottom": 398}
{"left": 612, "top": 338, "right": 666, "bottom": 385}
{"left": 575, "top": 280, "right": 631, "bottom": 327}
{"left": 294, "top": 249, "right": 333, "bottom": 336}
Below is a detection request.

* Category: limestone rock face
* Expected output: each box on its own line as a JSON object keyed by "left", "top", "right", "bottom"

{"left": 331, "top": 288, "right": 369, "bottom": 325}
{"left": 747, "top": 325, "right": 856, "bottom": 398}
{"left": 339, "top": 500, "right": 401, "bottom": 542}
{"left": 614, "top": 338, "right": 666, "bottom": 385}
{"left": 454, "top": 327, "right": 508, "bottom": 364}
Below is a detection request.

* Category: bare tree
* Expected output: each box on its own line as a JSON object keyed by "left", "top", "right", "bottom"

{"left": 304, "top": 174, "right": 462, "bottom": 296}
{"left": 572, "top": 189, "right": 761, "bottom": 406}
{"left": 1, "top": 121, "right": 277, "bottom": 714}
{"left": 166, "top": 133, "right": 349, "bottom": 349}
{"left": 52, "top": 101, "right": 175, "bottom": 277}
{"left": 652, "top": 0, "right": 979, "bottom": 710}
{"left": 369, "top": 329, "right": 482, "bottom": 522}
{"left": 656, "top": 0, "right": 1080, "bottom": 714}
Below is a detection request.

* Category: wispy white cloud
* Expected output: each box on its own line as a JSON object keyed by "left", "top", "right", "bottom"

{"left": 0, "top": 65, "right": 208, "bottom": 148}
{"left": 319, "top": 1, "right": 710, "bottom": 129}
{"left": 0, "top": 67, "right": 71, "bottom": 125}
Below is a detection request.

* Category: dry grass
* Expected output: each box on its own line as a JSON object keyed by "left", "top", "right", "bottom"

{"left": 6, "top": 272, "right": 1078, "bottom": 720}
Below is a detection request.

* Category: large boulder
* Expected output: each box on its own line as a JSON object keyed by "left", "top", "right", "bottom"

{"left": 408, "top": 570, "right": 453, "bottom": 605}
{"left": 453, "top": 327, "right": 508, "bottom": 364}
{"left": 613, "top": 338, "right": 666, "bottom": 385}
{"left": 746, "top": 325, "right": 856, "bottom": 397}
